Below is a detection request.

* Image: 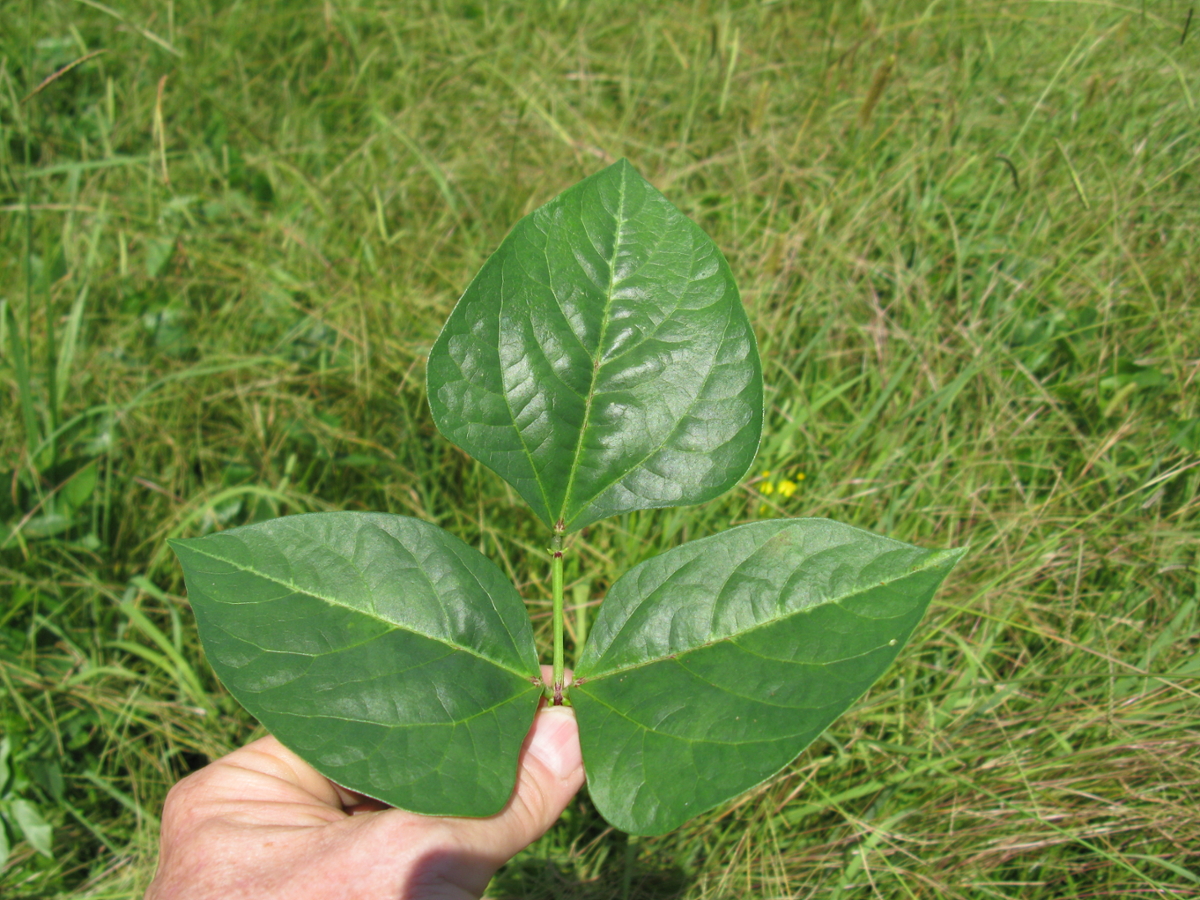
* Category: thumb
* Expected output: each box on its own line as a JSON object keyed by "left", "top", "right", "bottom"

{"left": 452, "top": 704, "right": 584, "bottom": 865}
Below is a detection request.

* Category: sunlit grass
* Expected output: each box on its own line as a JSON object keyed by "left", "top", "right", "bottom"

{"left": 1, "top": 0, "right": 1197, "bottom": 897}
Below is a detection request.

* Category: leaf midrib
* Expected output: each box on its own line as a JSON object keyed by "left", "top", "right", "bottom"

{"left": 261, "top": 682, "right": 540, "bottom": 729}
{"left": 576, "top": 553, "right": 950, "bottom": 683}
{"left": 557, "top": 164, "right": 628, "bottom": 527}
{"left": 573, "top": 689, "right": 811, "bottom": 748}
{"left": 177, "top": 540, "right": 534, "bottom": 681}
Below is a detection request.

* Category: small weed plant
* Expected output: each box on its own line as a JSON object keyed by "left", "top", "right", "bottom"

{"left": 171, "top": 161, "right": 961, "bottom": 835}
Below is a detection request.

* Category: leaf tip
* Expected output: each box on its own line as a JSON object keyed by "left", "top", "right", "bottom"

{"left": 611, "top": 156, "right": 637, "bottom": 175}
{"left": 924, "top": 545, "right": 967, "bottom": 572}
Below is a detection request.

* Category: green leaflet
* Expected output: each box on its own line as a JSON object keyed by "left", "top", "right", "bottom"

{"left": 427, "top": 159, "right": 763, "bottom": 533}
{"left": 572, "top": 520, "right": 963, "bottom": 835}
{"left": 170, "top": 512, "right": 542, "bottom": 817}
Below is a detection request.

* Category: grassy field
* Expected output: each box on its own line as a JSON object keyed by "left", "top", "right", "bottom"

{"left": 2, "top": 0, "right": 1198, "bottom": 896}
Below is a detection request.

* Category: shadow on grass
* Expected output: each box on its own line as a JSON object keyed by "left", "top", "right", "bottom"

{"left": 490, "top": 834, "right": 692, "bottom": 900}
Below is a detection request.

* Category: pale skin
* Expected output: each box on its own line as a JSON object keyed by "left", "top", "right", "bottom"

{"left": 146, "top": 668, "right": 584, "bottom": 900}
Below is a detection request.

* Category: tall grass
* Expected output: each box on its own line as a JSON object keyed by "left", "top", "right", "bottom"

{"left": 1, "top": 1, "right": 1197, "bottom": 897}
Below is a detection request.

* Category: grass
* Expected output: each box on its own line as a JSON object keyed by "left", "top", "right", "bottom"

{"left": 1, "top": 0, "right": 1198, "bottom": 896}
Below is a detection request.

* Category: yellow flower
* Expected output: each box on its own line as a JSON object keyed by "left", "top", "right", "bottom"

{"left": 754, "top": 468, "right": 805, "bottom": 504}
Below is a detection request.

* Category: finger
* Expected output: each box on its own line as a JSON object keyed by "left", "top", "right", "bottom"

{"left": 449, "top": 699, "right": 585, "bottom": 866}
{"left": 186, "top": 736, "right": 347, "bottom": 813}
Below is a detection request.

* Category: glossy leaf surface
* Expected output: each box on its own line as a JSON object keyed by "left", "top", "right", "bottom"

{"left": 427, "top": 158, "right": 762, "bottom": 533}
{"left": 170, "top": 512, "right": 541, "bottom": 817}
{"left": 571, "top": 519, "right": 963, "bottom": 835}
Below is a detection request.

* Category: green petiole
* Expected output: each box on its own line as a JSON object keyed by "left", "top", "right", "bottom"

{"left": 550, "top": 533, "right": 566, "bottom": 705}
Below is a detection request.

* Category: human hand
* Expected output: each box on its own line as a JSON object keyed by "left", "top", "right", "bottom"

{"left": 145, "top": 670, "right": 583, "bottom": 900}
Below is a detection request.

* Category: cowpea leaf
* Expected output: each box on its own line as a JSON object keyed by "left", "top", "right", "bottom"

{"left": 427, "top": 158, "right": 762, "bottom": 533}
{"left": 170, "top": 512, "right": 542, "bottom": 817}
{"left": 571, "top": 519, "right": 963, "bottom": 835}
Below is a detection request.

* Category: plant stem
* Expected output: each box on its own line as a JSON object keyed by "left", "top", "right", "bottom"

{"left": 551, "top": 533, "right": 565, "bottom": 705}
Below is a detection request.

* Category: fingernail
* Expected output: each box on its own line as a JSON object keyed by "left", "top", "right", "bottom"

{"left": 528, "top": 706, "right": 583, "bottom": 779}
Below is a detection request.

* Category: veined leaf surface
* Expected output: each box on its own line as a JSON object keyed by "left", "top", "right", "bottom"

{"left": 571, "top": 519, "right": 963, "bottom": 835}
{"left": 170, "top": 512, "right": 541, "bottom": 817}
{"left": 427, "top": 159, "right": 762, "bottom": 533}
